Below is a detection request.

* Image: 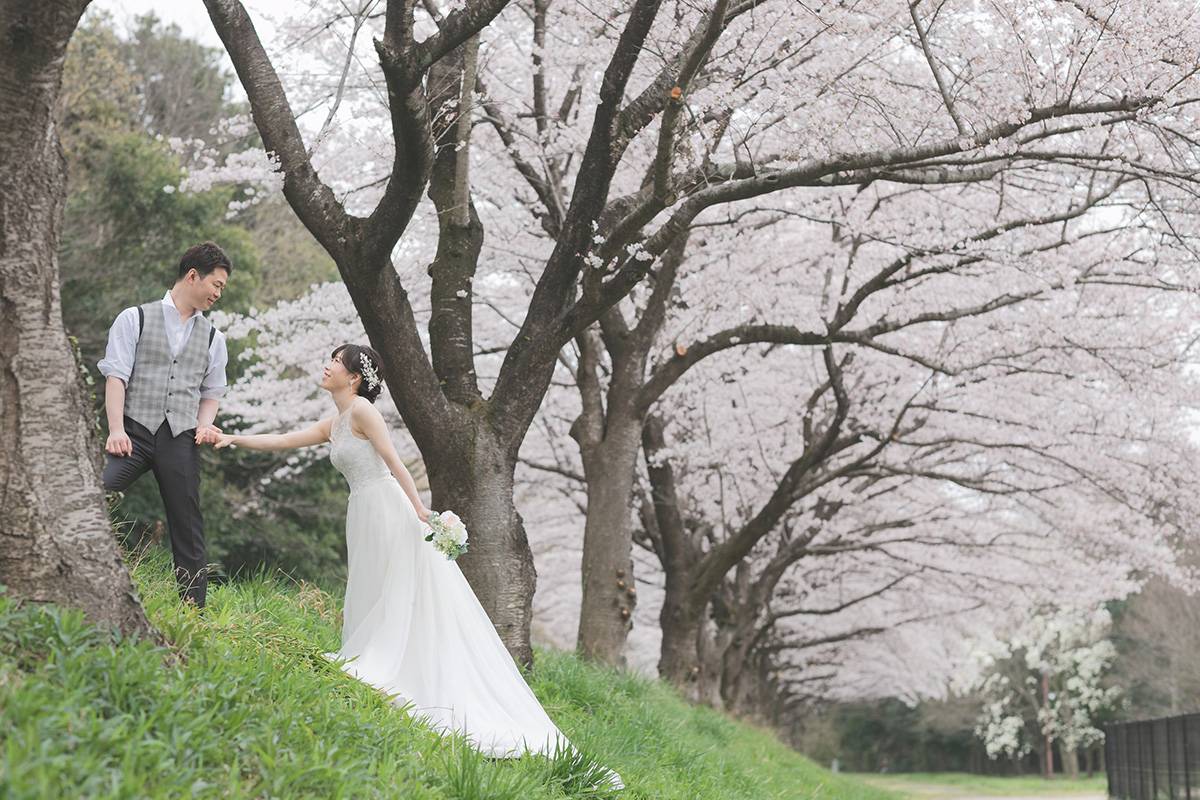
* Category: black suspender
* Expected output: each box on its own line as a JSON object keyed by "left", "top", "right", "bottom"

{"left": 137, "top": 305, "right": 216, "bottom": 345}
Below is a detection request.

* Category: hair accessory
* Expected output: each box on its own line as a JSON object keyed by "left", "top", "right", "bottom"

{"left": 359, "top": 354, "right": 381, "bottom": 391}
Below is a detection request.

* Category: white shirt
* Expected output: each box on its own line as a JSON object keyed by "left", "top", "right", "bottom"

{"left": 98, "top": 291, "right": 228, "bottom": 400}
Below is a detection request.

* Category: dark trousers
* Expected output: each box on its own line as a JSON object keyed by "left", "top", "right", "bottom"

{"left": 103, "top": 418, "right": 207, "bottom": 608}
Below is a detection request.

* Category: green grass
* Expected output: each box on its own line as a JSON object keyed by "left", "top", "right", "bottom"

{"left": 857, "top": 773, "right": 1108, "bottom": 798}
{"left": 0, "top": 552, "right": 903, "bottom": 800}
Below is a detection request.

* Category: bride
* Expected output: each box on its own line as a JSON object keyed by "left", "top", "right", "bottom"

{"left": 213, "top": 344, "right": 619, "bottom": 781}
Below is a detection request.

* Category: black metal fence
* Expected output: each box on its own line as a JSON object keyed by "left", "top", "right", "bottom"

{"left": 1107, "top": 715, "right": 1200, "bottom": 800}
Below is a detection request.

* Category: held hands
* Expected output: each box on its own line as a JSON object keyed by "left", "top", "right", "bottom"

{"left": 212, "top": 433, "right": 238, "bottom": 450}
{"left": 194, "top": 424, "right": 223, "bottom": 445}
{"left": 105, "top": 430, "right": 133, "bottom": 457}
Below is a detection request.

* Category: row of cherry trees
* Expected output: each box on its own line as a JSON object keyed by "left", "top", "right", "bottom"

{"left": 186, "top": 0, "right": 1200, "bottom": 704}
{"left": 514, "top": 173, "right": 1200, "bottom": 710}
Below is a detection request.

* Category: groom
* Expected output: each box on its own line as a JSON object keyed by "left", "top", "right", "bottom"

{"left": 98, "top": 242, "right": 232, "bottom": 608}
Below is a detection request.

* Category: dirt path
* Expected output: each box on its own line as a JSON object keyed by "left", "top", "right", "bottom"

{"left": 855, "top": 775, "right": 1107, "bottom": 800}
{"left": 948, "top": 796, "right": 1104, "bottom": 800}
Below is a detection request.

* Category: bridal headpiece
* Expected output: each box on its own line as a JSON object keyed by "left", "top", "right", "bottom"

{"left": 359, "top": 354, "right": 381, "bottom": 391}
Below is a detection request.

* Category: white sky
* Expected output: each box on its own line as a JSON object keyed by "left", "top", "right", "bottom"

{"left": 89, "top": 0, "right": 295, "bottom": 50}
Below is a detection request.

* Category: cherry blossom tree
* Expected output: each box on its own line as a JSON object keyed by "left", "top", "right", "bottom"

{"left": 192, "top": 0, "right": 1200, "bottom": 665}
{"left": 648, "top": 181, "right": 1200, "bottom": 703}
{"left": 0, "top": 0, "right": 155, "bottom": 637}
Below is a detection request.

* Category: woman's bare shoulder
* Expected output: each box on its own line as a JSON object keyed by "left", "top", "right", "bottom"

{"left": 349, "top": 397, "right": 384, "bottom": 430}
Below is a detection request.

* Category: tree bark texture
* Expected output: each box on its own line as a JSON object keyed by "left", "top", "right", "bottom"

{"left": 643, "top": 414, "right": 705, "bottom": 687}
{"left": 0, "top": 0, "right": 156, "bottom": 638}
{"left": 574, "top": 419, "right": 641, "bottom": 666}
{"left": 426, "top": 417, "right": 537, "bottom": 666}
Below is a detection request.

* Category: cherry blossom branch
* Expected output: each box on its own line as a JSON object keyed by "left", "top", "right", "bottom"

{"left": 765, "top": 573, "right": 913, "bottom": 626}
{"left": 478, "top": 93, "right": 564, "bottom": 235}
{"left": 908, "top": 0, "right": 968, "bottom": 137}
{"left": 613, "top": 0, "right": 772, "bottom": 150}
{"left": 568, "top": 98, "right": 1168, "bottom": 335}
{"left": 687, "top": 347, "right": 852, "bottom": 618}
{"left": 518, "top": 458, "right": 585, "bottom": 485}
{"left": 638, "top": 325, "right": 827, "bottom": 413}
{"left": 652, "top": 0, "right": 730, "bottom": 203}
{"left": 309, "top": 0, "right": 377, "bottom": 158}
{"left": 490, "top": 0, "right": 667, "bottom": 439}
{"left": 760, "top": 626, "right": 891, "bottom": 657}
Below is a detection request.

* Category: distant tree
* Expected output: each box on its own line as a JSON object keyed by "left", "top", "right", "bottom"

{"left": 972, "top": 607, "right": 1119, "bottom": 779}
{"left": 1111, "top": 577, "right": 1200, "bottom": 718}
{"left": 510, "top": 163, "right": 1200, "bottom": 710}
{"left": 122, "top": 13, "right": 232, "bottom": 140}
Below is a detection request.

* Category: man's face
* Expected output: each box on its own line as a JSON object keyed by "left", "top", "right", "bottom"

{"left": 189, "top": 267, "right": 229, "bottom": 310}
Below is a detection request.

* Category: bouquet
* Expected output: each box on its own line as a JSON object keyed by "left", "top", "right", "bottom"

{"left": 425, "top": 510, "right": 469, "bottom": 560}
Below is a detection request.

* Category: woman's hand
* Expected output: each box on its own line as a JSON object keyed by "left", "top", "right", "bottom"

{"left": 213, "top": 433, "right": 237, "bottom": 450}
{"left": 416, "top": 506, "right": 432, "bottom": 526}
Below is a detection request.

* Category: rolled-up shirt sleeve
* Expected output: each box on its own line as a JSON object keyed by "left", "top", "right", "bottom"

{"left": 201, "top": 329, "right": 229, "bottom": 400}
{"left": 97, "top": 307, "right": 140, "bottom": 384}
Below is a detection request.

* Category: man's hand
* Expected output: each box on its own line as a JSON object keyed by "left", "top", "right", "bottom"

{"left": 194, "top": 424, "right": 223, "bottom": 445}
{"left": 105, "top": 430, "right": 133, "bottom": 457}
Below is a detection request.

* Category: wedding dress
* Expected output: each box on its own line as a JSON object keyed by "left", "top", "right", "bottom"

{"left": 328, "top": 401, "right": 572, "bottom": 758}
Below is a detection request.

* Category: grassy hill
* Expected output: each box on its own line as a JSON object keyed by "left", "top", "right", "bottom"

{"left": 0, "top": 552, "right": 901, "bottom": 800}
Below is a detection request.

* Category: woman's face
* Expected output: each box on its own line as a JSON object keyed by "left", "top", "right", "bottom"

{"left": 321, "top": 353, "right": 357, "bottom": 393}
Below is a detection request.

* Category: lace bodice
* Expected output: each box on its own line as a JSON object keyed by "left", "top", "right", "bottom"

{"left": 329, "top": 403, "right": 393, "bottom": 494}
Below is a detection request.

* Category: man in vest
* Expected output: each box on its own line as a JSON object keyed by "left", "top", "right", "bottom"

{"left": 98, "top": 241, "right": 232, "bottom": 609}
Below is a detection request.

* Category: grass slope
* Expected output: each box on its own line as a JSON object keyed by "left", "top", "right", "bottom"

{"left": 0, "top": 554, "right": 900, "bottom": 800}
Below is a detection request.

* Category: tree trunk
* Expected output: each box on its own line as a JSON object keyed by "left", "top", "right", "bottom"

{"left": 0, "top": 0, "right": 155, "bottom": 639}
{"left": 426, "top": 416, "right": 536, "bottom": 666}
{"left": 692, "top": 611, "right": 724, "bottom": 706}
{"left": 575, "top": 423, "right": 641, "bottom": 666}
{"left": 644, "top": 414, "right": 706, "bottom": 686}
{"left": 1058, "top": 740, "right": 1080, "bottom": 780}
{"left": 719, "top": 626, "right": 760, "bottom": 717}
{"left": 572, "top": 234, "right": 689, "bottom": 667}
{"left": 642, "top": 415, "right": 731, "bottom": 706}
{"left": 659, "top": 577, "right": 703, "bottom": 684}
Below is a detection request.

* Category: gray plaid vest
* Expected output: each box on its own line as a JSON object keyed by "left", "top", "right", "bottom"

{"left": 124, "top": 301, "right": 213, "bottom": 437}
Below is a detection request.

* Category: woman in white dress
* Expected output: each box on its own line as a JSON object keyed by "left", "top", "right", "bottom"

{"left": 213, "top": 345, "right": 614, "bottom": 774}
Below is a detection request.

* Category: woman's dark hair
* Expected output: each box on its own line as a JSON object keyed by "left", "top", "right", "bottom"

{"left": 332, "top": 343, "right": 384, "bottom": 403}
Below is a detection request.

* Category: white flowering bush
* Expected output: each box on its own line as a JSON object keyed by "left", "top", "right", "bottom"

{"left": 969, "top": 605, "right": 1121, "bottom": 769}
